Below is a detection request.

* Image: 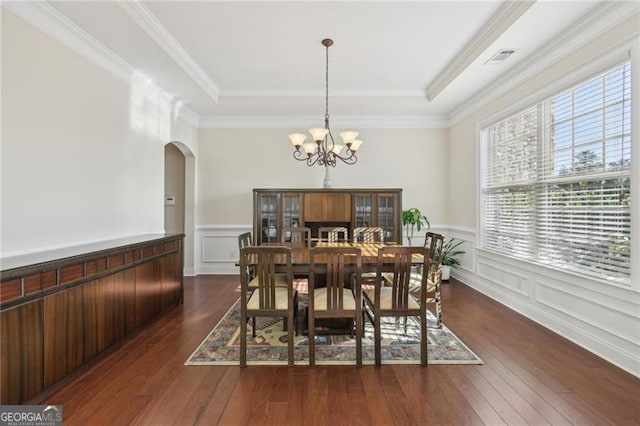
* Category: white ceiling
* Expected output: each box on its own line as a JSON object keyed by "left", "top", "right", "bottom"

{"left": 12, "top": 1, "right": 639, "bottom": 126}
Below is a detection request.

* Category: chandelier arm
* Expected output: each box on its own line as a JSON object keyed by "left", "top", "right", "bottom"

{"left": 307, "top": 154, "right": 321, "bottom": 167}
{"left": 335, "top": 153, "right": 358, "bottom": 165}
{"left": 327, "top": 129, "right": 337, "bottom": 152}
{"left": 293, "top": 150, "right": 311, "bottom": 162}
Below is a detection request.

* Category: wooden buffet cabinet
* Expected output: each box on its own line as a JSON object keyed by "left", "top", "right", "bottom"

{"left": 0, "top": 234, "right": 183, "bottom": 404}
{"left": 253, "top": 188, "right": 402, "bottom": 244}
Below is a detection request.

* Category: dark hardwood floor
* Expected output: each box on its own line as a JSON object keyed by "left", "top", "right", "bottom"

{"left": 44, "top": 275, "right": 640, "bottom": 425}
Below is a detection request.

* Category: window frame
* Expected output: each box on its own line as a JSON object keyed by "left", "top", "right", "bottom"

{"left": 477, "top": 53, "right": 633, "bottom": 286}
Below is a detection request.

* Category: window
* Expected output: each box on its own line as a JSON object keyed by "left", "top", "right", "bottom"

{"left": 481, "top": 62, "right": 631, "bottom": 283}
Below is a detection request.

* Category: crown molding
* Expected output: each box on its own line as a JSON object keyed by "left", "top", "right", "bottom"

{"left": 219, "top": 89, "right": 426, "bottom": 98}
{"left": 174, "top": 103, "right": 200, "bottom": 128}
{"left": 425, "top": 0, "right": 536, "bottom": 102}
{"left": 448, "top": 1, "right": 640, "bottom": 126}
{"left": 117, "top": 1, "right": 220, "bottom": 103}
{"left": 3, "top": 1, "right": 201, "bottom": 129}
{"left": 199, "top": 114, "right": 449, "bottom": 129}
{"left": 3, "top": 1, "right": 133, "bottom": 82}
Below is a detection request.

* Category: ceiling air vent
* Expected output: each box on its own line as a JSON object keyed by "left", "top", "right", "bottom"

{"left": 485, "top": 48, "right": 518, "bottom": 65}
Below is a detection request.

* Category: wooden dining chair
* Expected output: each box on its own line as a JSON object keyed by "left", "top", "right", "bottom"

{"left": 353, "top": 227, "right": 385, "bottom": 243}
{"left": 308, "top": 246, "right": 362, "bottom": 367}
{"left": 363, "top": 246, "right": 431, "bottom": 366}
{"left": 384, "top": 232, "right": 445, "bottom": 330}
{"left": 239, "top": 246, "right": 298, "bottom": 367}
{"left": 281, "top": 226, "right": 311, "bottom": 246}
{"left": 318, "top": 226, "right": 349, "bottom": 243}
{"left": 237, "top": 232, "right": 289, "bottom": 336}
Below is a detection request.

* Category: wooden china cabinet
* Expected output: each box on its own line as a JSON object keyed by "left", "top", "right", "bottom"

{"left": 253, "top": 189, "right": 402, "bottom": 244}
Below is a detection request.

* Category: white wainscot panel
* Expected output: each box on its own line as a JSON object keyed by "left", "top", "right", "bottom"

{"left": 477, "top": 257, "right": 530, "bottom": 298}
{"left": 464, "top": 248, "right": 640, "bottom": 377}
{"left": 197, "top": 225, "right": 250, "bottom": 275}
{"left": 447, "top": 227, "right": 476, "bottom": 276}
{"left": 536, "top": 279, "right": 640, "bottom": 355}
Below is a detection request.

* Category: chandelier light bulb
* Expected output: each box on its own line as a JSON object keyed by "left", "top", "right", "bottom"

{"left": 339, "top": 131, "right": 358, "bottom": 145}
{"left": 309, "top": 128, "right": 329, "bottom": 142}
{"left": 302, "top": 142, "right": 317, "bottom": 156}
{"left": 288, "top": 133, "right": 307, "bottom": 148}
{"left": 350, "top": 139, "right": 363, "bottom": 152}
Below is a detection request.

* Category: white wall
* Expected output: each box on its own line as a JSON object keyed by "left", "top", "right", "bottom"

{"left": 0, "top": 10, "right": 197, "bottom": 258}
{"left": 448, "top": 14, "right": 640, "bottom": 377}
{"left": 195, "top": 127, "right": 449, "bottom": 273}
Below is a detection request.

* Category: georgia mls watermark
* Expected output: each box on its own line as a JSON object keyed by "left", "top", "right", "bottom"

{"left": 0, "top": 405, "right": 62, "bottom": 426}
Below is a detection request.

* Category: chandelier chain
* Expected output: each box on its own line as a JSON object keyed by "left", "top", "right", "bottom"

{"left": 325, "top": 42, "right": 329, "bottom": 120}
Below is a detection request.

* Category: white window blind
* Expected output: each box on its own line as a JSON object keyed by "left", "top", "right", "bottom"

{"left": 481, "top": 62, "right": 631, "bottom": 283}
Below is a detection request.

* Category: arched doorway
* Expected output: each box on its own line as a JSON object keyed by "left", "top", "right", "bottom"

{"left": 164, "top": 141, "right": 195, "bottom": 275}
{"left": 164, "top": 144, "right": 185, "bottom": 234}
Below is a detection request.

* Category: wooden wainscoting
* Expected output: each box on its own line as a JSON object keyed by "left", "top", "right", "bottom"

{"left": 0, "top": 234, "right": 183, "bottom": 404}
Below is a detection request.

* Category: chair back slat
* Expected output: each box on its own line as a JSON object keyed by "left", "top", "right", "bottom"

{"left": 353, "top": 227, "right": 384, "bottom": 243}
{"left": 319, "top": 227, "right": 349, "bottom": 243}
{"left": 238, "top": 232, "right": 253, "bottom": 250}
{"left": 391, "top": 250, "right": 413, "bottom": 309}
{"left": 281, "top": 226, "right": 311, "bottom": 246}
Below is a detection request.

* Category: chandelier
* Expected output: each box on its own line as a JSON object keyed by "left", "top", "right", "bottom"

{"left": 288, "top": 38, "right": 363, "bottom": 187}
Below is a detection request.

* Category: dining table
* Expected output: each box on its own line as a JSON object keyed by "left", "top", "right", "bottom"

{"left": 256, "top": 241, "right": 424, "bottom": 274}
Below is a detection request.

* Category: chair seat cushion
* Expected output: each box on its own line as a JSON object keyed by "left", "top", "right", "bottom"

{"left": 247, "top": 287, "right": 291, "bottom": 310}
{"left": 363, "top": 287, "right": 420, "bottom": 310}
{"left": 248, "top": 273, "right": 288, "bottom": 288}
{"left": 312, "top": 287, "right": 356, "bottom": 311}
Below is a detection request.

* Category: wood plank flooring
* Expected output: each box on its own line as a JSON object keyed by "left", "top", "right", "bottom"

{"left": 43, "top": 275, "right": 640, "bottom": 425}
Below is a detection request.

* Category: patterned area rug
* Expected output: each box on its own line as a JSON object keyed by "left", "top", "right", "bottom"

{"left": 185, "top": 298, "right": 482, "bottom": 366}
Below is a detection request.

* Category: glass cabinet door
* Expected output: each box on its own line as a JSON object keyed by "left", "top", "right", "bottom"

{"left": 281, "top": 193, "right": 301, "bottom": 242}
{"left": 258, "top": 194, "right": 278, "bottom": 243}
{"left": 353, "top": 194, "right": 373, "bottom": 242}
{"left": 377, "top": 194, "right": 396, "bottom": 243}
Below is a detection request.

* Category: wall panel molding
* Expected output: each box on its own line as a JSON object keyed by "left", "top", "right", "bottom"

{"left": 460, "top": 247, "right": 640, "bottom": 378}
{"left": 196, "top": 225, "right": 250, "bottom": 275}
{"left": 536, "top": 281, "right": 639, "bottom": 352}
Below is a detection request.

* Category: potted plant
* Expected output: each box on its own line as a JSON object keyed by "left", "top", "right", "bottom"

{"left": 438, "top": 238, "right": 465, "bottom": 280}
{"left": 402, "top": 208, "right": 430, "bottom": 246}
